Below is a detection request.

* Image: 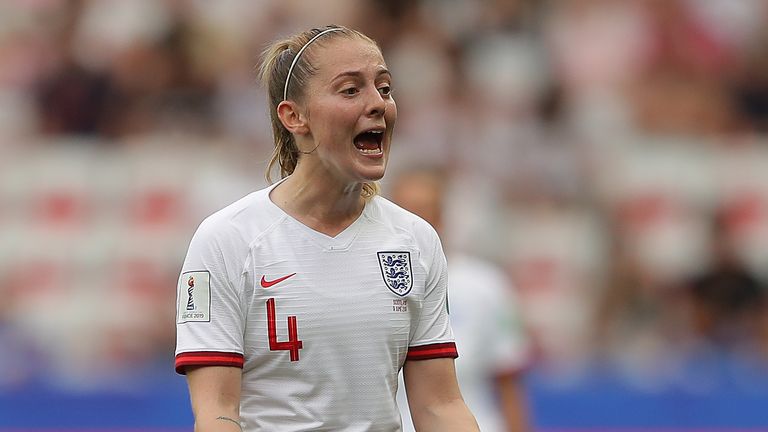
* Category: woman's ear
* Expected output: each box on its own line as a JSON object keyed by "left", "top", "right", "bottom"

{"left": 277, "top": 101, "right": 309, "bottom": 135}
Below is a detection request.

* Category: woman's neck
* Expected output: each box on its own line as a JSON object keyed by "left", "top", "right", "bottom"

{"left": 270, "top": 170, "right": 366, "bottom": 237}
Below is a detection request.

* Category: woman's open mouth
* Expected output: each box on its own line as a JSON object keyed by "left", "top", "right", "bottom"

{"left": 353, "top": 129, "right": 384, "bottom": 155}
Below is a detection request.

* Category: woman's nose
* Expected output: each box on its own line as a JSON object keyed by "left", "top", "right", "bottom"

{"left": 366, "top": 89, "right": 386, "bottom": 117}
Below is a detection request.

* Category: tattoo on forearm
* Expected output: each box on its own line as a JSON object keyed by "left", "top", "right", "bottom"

{"left": 216, "top": 416, "right": 243, "bottom": 431}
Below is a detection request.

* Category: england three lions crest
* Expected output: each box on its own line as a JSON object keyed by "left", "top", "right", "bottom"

{"left": 378, "top": 251, "right": 413, "bottom": 296}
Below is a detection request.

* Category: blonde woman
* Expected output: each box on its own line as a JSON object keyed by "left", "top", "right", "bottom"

{"left": 174, "top": 25, "right": 478, "bottom": 432}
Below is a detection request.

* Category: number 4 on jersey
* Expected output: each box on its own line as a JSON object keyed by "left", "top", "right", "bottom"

{"left": 266, "top": 298, "right": 303, "bottom": 361}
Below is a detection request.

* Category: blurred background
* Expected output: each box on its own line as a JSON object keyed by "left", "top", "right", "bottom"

{"left": 1, "top": 0, "right": 768, "bottom": 430}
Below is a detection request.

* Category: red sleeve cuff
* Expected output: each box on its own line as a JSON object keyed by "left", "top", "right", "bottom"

{"left": 406, "top": 342, "right": 458, "bottom": 361}
{"left": 175, "top": 351, "right": 244, "bottom": 374}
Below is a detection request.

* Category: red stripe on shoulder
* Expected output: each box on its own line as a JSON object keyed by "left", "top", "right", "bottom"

{"left": 175, "top": 351, "right": 244, "bottom": 375}
{"left": 406, "top": 342, "right": 458, "bottom": 361}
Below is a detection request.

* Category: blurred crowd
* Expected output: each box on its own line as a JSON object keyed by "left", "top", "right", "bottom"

{"left": 1, "top": 0, "right": 768, "bottom": 393}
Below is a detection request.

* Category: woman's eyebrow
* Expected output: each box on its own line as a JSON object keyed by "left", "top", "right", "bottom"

{"left": 331, "top": 71, "right": 363, "bottom": 81}
{"left": 378, "top": 68, "right": 392, "bottom": 79}
{"left": 331, "top": 68, "right": 392, "bottom": 82}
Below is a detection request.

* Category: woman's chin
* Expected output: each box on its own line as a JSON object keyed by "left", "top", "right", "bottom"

{"left": 354, "top": 160, "right": 387, "bottom": 182}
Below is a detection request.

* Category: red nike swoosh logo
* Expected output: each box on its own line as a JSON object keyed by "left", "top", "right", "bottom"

{"left": 260, "top": 273, "right": 297, "bottom": 288}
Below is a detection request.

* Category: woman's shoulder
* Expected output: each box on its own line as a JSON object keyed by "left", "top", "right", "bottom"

{"left": 368, "top": 195, "right": 440, "bottom": 239}
{"left": 193, "top": 186, "right": 278, "bottom": 243}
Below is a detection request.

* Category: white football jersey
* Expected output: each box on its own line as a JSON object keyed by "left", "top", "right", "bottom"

{"left": 175, "top": 182, "right": 456, "bottom": 431}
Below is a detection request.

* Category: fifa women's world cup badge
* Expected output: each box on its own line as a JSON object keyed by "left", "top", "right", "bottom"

{"left": 177, "top": 271, "right": 211, "bottom": 323}
{"left": 377, "top": 251, "right": 413, "bottom": 296}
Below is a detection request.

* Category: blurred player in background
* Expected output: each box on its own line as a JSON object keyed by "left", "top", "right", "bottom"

{"left": 174, "top": 25, "right": 478, "bottom": 431}
{"left": 390, "top": 167, "right": 531, "bottom": 432}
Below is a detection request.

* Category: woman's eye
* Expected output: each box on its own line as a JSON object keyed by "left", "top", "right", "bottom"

{"left": 342, "top": 87, "right": 358, "bottom": 95}
{"left": 378, "top": 85, "right": 392, "bottom": 96}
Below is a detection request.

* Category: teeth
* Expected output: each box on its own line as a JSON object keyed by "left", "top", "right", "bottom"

{"left": 359, "top": 148, "right": 382, "bottom": 154}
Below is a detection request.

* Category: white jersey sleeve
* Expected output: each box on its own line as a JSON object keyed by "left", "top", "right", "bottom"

{"left": 405, "top": 223, "right": 457, "bottom": 361}
{"left": 175, "top": 215, "right": 248, "bottom": 373}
